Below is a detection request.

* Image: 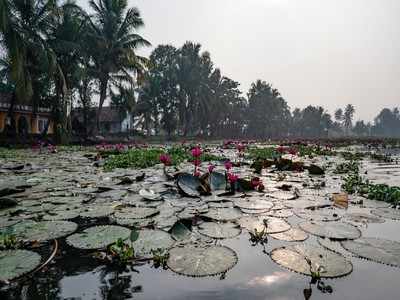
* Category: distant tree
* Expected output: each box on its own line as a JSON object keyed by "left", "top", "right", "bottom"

{"left": 292, "top": 105, "right": 332, "bottom": 138}
{"left": 353, "top": 120, "right": 369, "bottom": 137}
{"left": 372, "top": 108, "right": 400, "bottom": 137}
{"left": 343, "top": 104, "right": 355, "bottom": 134}
{"left": 334, "top": 108, "right": 343, "bottom": 123}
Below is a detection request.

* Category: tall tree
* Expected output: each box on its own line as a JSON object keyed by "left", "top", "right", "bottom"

{"left": 87, "top": 0, "right": 150, "bottom": 132}
{"left": 343, "top": 104, "right": 355, "bottom": 134}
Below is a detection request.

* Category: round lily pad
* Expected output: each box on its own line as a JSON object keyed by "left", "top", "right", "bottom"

{"left": 139, "top": 189, "right": 162, "bottom": 201}
{"left": 269, "top": 228, "right": 309, "bottom": 242}
{"left": 131, "top": 229, "right": 174, "bottom": 257}
{"left": 341, "top": 237, "right": 400, "bottom": 267}
{"left": 202, "top": 207, "right": 242, "bottom": 221}
{"left": 264, "top": 217, "right": 291, "bottom": 234}
{"left": 235, "top": 199, "right": 273, "bottom": 210}
{"left": 269, "top": 191, "right": 297, "bottom": 200}
{"left": 3, "top": 220, "right": 78, "bottom": 242}
{"left": 299, "top": 221, "right": 361, "bottom": 240}
{"left": 167, "top": 245, "right": 238, "bottom": 277}
{"left": 371, "top": 208, "right": 400, "bottom": 220}
{"left": 114, "top": 207, "right": 159, "bottom": 219}
{"left": 198, "top": 222, "right": 241, "bottom": 239}
{"left": 270, "top": 244, "right": 353, "bottom": 278}
{"left": 294, "top": 208, "right": 342, "bottom": 222}
{"left": 209, "top": 172, "right": 227, "bottom": 191}
{"left": 266, "top": 209, "right": 294, "bottom": 218}
{"left": 344, "top": 213, "right": 384, "bottom": 224}
{"left": 0, "top": 250, "right": 41, "bottom": 281}
{"left": 317, "top": 237, "right": 352, "bottom": 258}
{"left": 177, "top": 174, "right": 201, "bottom": 197}
{"left": 43, "top": 209, "right": 81, "bottom": 221}
{"left": 80, "top": 205, "right": 114, "bottom": 218}
{"left": 66, "top": 225, "right": 131, "bottom": 250}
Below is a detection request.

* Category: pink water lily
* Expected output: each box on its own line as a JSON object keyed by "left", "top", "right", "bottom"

{"left": 191, "top": 146, "right": 202, "bottom": 158}
{"left": 208, "top": 164, "right": 215, "bottom": 173}
{"left": 224, "top": 160, "right": 233, "bottom": 170}
{"left": 227, "top": 173, "right": 238, "bottom": 183}
{"left": 159, "top": 154, "right": 171, "bottom": 166}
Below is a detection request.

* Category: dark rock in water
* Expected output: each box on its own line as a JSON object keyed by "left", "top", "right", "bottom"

{"left": 0, "top": 197, "right": 18, "bottom": 209}
{"left": 307, "top": 164, "right": 324, "bottom": 175}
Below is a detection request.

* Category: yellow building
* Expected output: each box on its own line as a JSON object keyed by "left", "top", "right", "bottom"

{"left": 0, "top": 93, "right": 54, "bottom": 135}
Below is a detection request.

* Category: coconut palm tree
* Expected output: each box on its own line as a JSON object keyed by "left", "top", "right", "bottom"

{"left": 86, "top": 0, "right": 150, "bottom": 132}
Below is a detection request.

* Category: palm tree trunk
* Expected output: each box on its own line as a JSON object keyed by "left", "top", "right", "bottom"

{"left": 96, "top": 77, "right": 108, "bottom": 133}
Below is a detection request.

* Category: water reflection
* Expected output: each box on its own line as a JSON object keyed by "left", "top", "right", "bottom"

{"left": 247, "top": 272, "right": 292, "bottom": 286}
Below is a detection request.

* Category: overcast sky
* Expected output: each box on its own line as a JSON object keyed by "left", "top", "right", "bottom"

{"left": 78, "top": 0, "right": 400, "bottom": 121}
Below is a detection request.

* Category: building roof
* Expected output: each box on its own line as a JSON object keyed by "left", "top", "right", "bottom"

{"left": 0, "top": 92, "right": 52, "bottom": 115}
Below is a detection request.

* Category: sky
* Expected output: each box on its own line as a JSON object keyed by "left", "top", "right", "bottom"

{"left": 78, "top": 0, "right": 400, "bottom": 121}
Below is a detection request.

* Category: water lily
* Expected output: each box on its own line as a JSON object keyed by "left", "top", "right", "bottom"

{"left": 251, "top": 177, "right": 261, "bottom": 188}
{"left": 227, "top": 173, "right": 238, "bottom": 184}
{"left": 191, "top": 146, "right": 202, "bottom": 158}
{"left": 208, "top": 164, "right": 215, "bottom": 173}
{"left": 224, "top": 160, "right": 233, "bottom": 170}
{"left": 159, "top": 154, "right": 171, "bottom": 166}
{"left": 236, "top": 143, "right": 246, "bottom": 153}
{"left": 193, "top": 159, "right": 201, "bottom": 167}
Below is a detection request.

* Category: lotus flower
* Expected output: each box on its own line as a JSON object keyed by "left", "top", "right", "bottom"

{"left": 224, "top": 160, "right": 233, "bottom": 170}
{"left": 160, "top": 154, "right": 171, "bottom": 166}
{"left": 191, "top": 146, "right": 202, "bottom": 158}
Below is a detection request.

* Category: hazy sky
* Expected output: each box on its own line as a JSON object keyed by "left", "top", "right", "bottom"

{"left": 79, "top": 0, "right": 400, "bottom": 121}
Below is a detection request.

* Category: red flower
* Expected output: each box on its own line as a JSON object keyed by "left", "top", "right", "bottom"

{"left": 251, "top": 177, "right": 261, "bottom": 188}
{"left": 277, "top": 146, "right": 286, "bottom": 154}
{"left": 236, "top": 143, "right": 246, "bottom": 152}
{"left": 191, "top": 146, "right": 202, "bottom": 158}
{"left": 288, "top": 148, "right": 297, "bottom": 155}
{"left": 208, "top": 164, "right": 215, "bottom": 173}
{"left": 227, "top": 173, "right": 238, "bottom": 183}
{"left": 194, "top": 171, "right": 201, "bottom": 177}
{"left": 159, "top": 154, "right": 171, "bottom": 166}
{"left": 193, "top": 159, "right": 201, "bottom": 167}
{"left": 224, "top": 160, "right": 233, "bottom": 170}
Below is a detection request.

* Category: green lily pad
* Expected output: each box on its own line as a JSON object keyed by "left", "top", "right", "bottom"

{"left": 167, "top": 245, "right": 238, "bottom": 277}
{"left": 299, "top": 221, "right": 361, "bottom": 240}
{"left": 270, "top": 244, "right": 353, "bottom": 278}
{"left": 202, "top": 207, "right": 242, "bottom": 221}
{"left": 80, "top": 205, "right": 114, "bottom": 218}
{"left": 114, "top": 206, "right": 159, "bottom": 219}
{"left": 198, "top": 222, "right": 241, "bottom": 239}
{"left": 371, "top": 208, "right": 400, "bottom": 220}
{"left": 267, "top": 209, "right": 294, "bottom": 218}
{"left": 264, "top": 217, "right": 291, "bottom": 234}
{"left": 235, "top": 198, "right": 273, "bottom": 210}
{"left": 294, "top": 208, "right": 342, "bottom": 222}
{"left": 0, "top": 250, "right": 41, "bottom": 281}
{"left": 177, "top": 174, "right": 201, "bottom": 197}
{"left": 341, "top": 237, "right": 400, "bottom": 267}
{"left": 3, "top": 220, "right": 78, "bottom": 242}
{"left": 344, "top": 213, "right": 384, "bottom": 224}
{"left": 131, "top": 229, "right": 174, "bottom": 257}
{"left": 139, "top": 189, "right": 162, "bottom": 201}
{"left": 66, "top": 225, "right": 131, "bottom": 250}
{"left": 269, "top": 228, "right": 309, "bottom": 242}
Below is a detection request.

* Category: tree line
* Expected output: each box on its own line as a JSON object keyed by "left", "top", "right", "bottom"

{"left": 0, "top": 0, "right": 399, "bottom": 142}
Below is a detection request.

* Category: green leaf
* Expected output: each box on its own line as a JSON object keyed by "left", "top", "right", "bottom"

{"left": 130, "top": 229, "right": 139, "bottom": 242}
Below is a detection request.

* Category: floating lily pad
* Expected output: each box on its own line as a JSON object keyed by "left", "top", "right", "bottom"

{"left": 341, "top": 237, "right": 400, "bottom": 267}
{"left": 131, "top": 229, "right": 174, "bottom": 257}
{"left": 294, "top": 208, "right": 342, "bottom": 222}
{"left": 267, "top": 209, "right": 294, "bottom": 218}
{"left": 170, "top": 221, "right": 191, "bottom": 240}
{"left": 114, "top": 207, "right": 159, "bottom": 219}
{"left": 299, "top": 221, "right": 361, "bottom": 240}
{"left": 371, "top": 208, "right": 400, "bottom": 220}
{"left": 0, "top": 218, "right": 20, "bottom": 229}
{"left": 167, "top": 245, "right": 238, "bottom": 277}
{"left": 264, "top": 217, "right": 291, "bottom": 234}
{"left": 202, "top": 207, "right": 242, "bottom": 221}
{"left": 317, "top": 237, "right": 352, "bottom": 258}
{"left": 80, "top": 205, "right": 114, "bottom": 218}
{"left": 238, "top": 216, "right": 265, "bottom": 232}
{"left": 43, "top": 209, "right": 81, "bottom": 221}
{"left": 269, "top": 191, "right": 297, "bottom": 200}
{"left": 344, "top": 213, "right": 384, "bottom": 224}
{"left": 0, "top": 250, "right": 41, "bottom": 281}
{"left": 269, "top": 228, "right": 309, "bottom": 242}
{"left": 270, "top": 244, "right": 353, "bottom": 278}
{"left": 198, "top": 222, "right": 241, "bottom": 239}
{"left": 235, "top": 198, "right": 273, "bottom": 210}
{"left": 66, "top": 225, "right": 131, "bottom": 250}
{"left": 3, "top": 220, "right": 78, "bottom": 242}
{"left": 209, "top": 172, "right": 227, "bottom": 191}
{"left": 177, "top": 174, "right": 201, "bottom": 197}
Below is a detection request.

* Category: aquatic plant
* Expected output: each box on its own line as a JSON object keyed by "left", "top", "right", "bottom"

{"left": 151, "top": 248, "right": 169, "bottom": 269}
{"left": 0, "top": 233, "right": 20, "bottom": 250}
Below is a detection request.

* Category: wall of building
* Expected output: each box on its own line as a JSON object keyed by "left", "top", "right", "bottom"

{"left": 0, "top": 111, "right": 54, "bottom": 134}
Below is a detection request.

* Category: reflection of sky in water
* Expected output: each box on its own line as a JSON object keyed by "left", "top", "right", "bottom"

{"left": 247, "top": 272, "right": 292, "bottom": 287}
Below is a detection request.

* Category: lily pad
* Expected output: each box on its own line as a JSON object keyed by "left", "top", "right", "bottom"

{"left": 0, "top": 250, "right": 41, "bottom": 281}
{"left": 177, "top": 174, "right": 201, "bottom": 197}
{"left": 267, "top": 209, "right": 294, "bottom": 218}
{"left": 238, "top": 216, "right": 266, "bottom": 232}
{"left": 299, "top": 221, "right": 361, "bottom": 240}
{"left": 198, "top": 222, "right": 241, "bottom": 239}
{"left": 80, "top": 205, "right": 114, "bottom": 218}
{"left": 317, "top": 237, "right": 352, "bottom": 258}
{"left": 114, "top": 207, "right": 159, "bottom": 219}
{"left": 202, "top": 207, "right": 242, "bottom": 221}
{"left": 270, "top": 244, "right": 353, "bottom": 278}
{"left": 131, "top": 229, "right": 174, "bottom": 257}
{"left": 235, "top": 198, "right": 273, "bottom": 210}
{"left": 294, "top": 208, "right": 342, "bottom": 222}
{"left": 167, "top": 245, "right": 238, "bottom": 277}
{"left": 269, "top": 228, "right": 309, "bottom": 242}
{"left": 371, "top": 208, "right": 400, "bottom": 220}
{"left": 341, "top": 237, "right": 400, "bottom": 267}
{"left": 66, "top": 225, "right": 131, "bottom": 250}
{"left": 139, "top": 189, "right": 162, "bottom": 201}
{"left": 209, "top": 172, "right": 227, "bottom": 191}
{"left": 344, "top": 213, "right": 384, "bottom": 224}
{"left": 264, "top": 217, "right": 291, "bottom": 234}
{"left": 3, "top": 220, "right": 78, "bottom": 242}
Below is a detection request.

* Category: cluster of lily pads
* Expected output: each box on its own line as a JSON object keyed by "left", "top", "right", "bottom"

{"left": 0, "top": 142, "right": 399, "bottom": 295}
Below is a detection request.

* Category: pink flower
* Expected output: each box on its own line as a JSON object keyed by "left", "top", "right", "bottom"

{"left": 288, "top": 148, "right": 297, "bottom": 155}
{"left": 193, "top": 159, "right": 201, "bottom": 167}
{"left": 160, "top": 154, "right": 171, "bottom": 166}
{"left": 194, "top": 171, "right": 201, "bottom": 177}
{"left": 236, "top": 143, "right": 246, "bottom": 152}
{"left": 277, "top": 146, "right": 286, "bottom": 154}
{"left": 208, "top": 164, "right": 215, "bottom": 173}
{"left": 257, "top": 183, "right": 265, "bottom": 192}
{"left": 227, "top": 173, "right": 238, "bottom": 183}
{"left": 251, "top": 177, "right": 261, "bottom": 188}
{"left": 191, "top": 146, "right": 202, "bottom": 158}
{"left": 224, "top": 160, "right": 233, "bottom": 170}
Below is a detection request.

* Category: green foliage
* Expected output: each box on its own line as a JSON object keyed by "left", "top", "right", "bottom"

{"left": 247, "top": 147, "right": 279, "bottom": 160}
{"left": 104, "top": 147, "right": 221, "bottom": 170}
{"left": 334, "top": 161, "right": 359, "bottom": 174}
{"left": 0, "top": 233, "right": 20, "bottom": 250}
{"left": 296, "top": 145, "right": 335, "bottom": 157}
{"left": 151, "top": 248, "right": 169, "bottom": 269}
{"left": 249, "top": 228, "right": 268, "bottom": 245}
{"left": 108, "top": 238, "right": 135, "bottom": 264}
